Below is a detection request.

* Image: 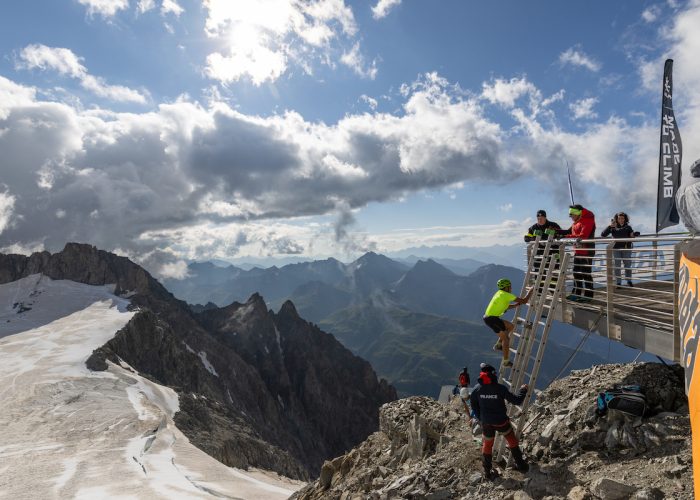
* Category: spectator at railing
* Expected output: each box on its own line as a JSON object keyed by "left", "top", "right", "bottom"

{"left": 559, "top": 204, "right": 596, "bottom": 302}
{"left": 601, "top": 212, "right": 638, "bottom": 287}
{"left": 524, "top": 210, "right": 562, "bottom": 274}
{"left": 524, "top": 210, "right": 561, "bottom": 242}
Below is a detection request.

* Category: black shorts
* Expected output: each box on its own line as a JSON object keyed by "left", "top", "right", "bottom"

{"left": 482, "top": 420, "right": 514, "bottom": 439}
{"left": 483, "top": 315, "right": 506, "bottom": 334}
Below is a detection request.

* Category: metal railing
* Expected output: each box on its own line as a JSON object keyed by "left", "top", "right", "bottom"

{"left": 525, "top": 233, "right": 694, "bottom": 342}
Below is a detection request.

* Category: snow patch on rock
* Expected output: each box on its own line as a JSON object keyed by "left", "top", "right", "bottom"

{"left": 198, "top": 351, "right": 218, "bottom": 377}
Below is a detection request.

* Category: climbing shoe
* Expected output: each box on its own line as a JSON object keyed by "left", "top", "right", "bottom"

{"left": 493, "top": 340, "right": 503, "bottom": 351}
{"left": 482, "top": 454, "right": 499, "bottom": 481}
{"left": 484, "top": 469, "right": 499, "bottom": 481}
{"left": 502, "top": 359, "right": 513, "bottom": 368}
{"left": 510, "top": 446, "right": 529, "bottom": 473}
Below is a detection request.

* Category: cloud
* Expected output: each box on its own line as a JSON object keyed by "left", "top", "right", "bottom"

{"left": 161, "top": 0, "right": 184, "bottom": 17}
{"left": 360, "top": 94, "right": 378, "bottom": 110}
{"left": 17, "top": 44, "right": 147, "bottom": 104}
{"left": 375, "top": 219, "right": 530, "bottom": 249}
{"left": 205, "top": 47, "right": 287, "bottom": 86}
{"left": 569, "top": 97, "right": 599, "bottom": 120}
{"left": 0, "top": 188, "right": 16, "bottom": 234}
{"left": 340, "top": 42, "right": 378, "bottom": 79}
{"left": 332, "top": 205, "right": 377, "bottom": 255}
{"left": 0, "top": 66, "right": 675, "bottom": 269}
{"left": 542, "top": 89, "right": 565, "bottom": 107}
{"left": 203, "top": 0, "right": 365, "bottom": 85}
{"left": 499, "top": 203, "right": 513, "bottom": 212}
{"left": 642, "top": 5, "right": 661, "bottom": 23}
{"left": 76, "top": 0, "right": 129, "bottom": 17}
{"left": 158, "top": 259, "right": 190, "bottom": 279}
{"left": 482, "top": 77, "right": 538, "bottom": 109}
{"left": 0, "top": 71, "right": 508, "bottom": 267}
{"left": 372, "top": 0, "right": 401, "bottom": 19}
{"left": 137, "top": 0, "right": 156, "bottom": 14}
{"left": 559, "top": 46, "right": 602, "bottom": 72}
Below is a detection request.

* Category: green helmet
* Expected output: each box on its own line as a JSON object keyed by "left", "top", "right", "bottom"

{"left": 497, "top": 278, "right": 511, "bottom": 290}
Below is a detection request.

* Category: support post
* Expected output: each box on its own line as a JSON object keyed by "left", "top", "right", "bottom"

{"left": 606, "top": 243, "right": 615, "bottom": 338}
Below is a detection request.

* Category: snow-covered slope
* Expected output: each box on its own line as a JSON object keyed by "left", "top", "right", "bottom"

{"left": 0, "top": 275, "right": 303, "bottom": 499}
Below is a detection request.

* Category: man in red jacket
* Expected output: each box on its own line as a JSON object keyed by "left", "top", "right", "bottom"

{"left": 561, "top": 204, "right": 596, "bottom": 302}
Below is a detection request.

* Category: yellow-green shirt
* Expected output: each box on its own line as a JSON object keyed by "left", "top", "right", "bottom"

{"left": 484, "top": 290, "right": 517, "bottom": 317}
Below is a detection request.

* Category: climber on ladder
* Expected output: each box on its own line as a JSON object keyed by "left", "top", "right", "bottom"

{"left": 483, "top": 279, "right": 533, "bottom": 367}
{"left": 470, "top": 363, "right": 529, "bottom": 480}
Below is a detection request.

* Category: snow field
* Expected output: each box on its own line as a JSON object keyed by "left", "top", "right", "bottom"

{"left": 0, "top": 275, "right": 303, "bottom": 499}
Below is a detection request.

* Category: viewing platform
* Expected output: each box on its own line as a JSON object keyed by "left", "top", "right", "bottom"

{"left": 527, "top": 234, "right": 693, "bottom": 363}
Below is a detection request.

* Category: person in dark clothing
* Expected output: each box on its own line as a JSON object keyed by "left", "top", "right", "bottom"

{"left": 470, "top": 363, "right": 529, "bottom": 479}
{"left": 458, "top": 367, "right": 472, "bottom": 418}
{"left": 524, "top": 210, "right": 561, "bottom": 243}
{"left": 600, "top": 212, "right": 637, "bottom": 287}
{"left": 524, "top": 209, "right": 562, "bottom": 275}
{"left": 559, "top": 204, "right": 596, "bottom": 302}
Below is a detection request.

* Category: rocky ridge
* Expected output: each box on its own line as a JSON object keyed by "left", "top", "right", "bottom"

{"left": 294, "top": 362, "right": 692, "bottom": 499}
{"left": 0, "top": 243, "right": 397, "bottom": 479}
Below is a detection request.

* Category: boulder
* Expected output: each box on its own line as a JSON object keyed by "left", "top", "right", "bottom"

{"left": 567, "top": 485, "right": 592, "bottom": 500}
{"left": 589, "top": 478, "right": 637, "bottom": 500}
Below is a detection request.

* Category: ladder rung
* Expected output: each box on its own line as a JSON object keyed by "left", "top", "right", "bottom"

{"left": 537, "top": 320, "right": 547, "bottom": 327}
{"left": 515, "top": 316, "right": 528, "bottom": 323}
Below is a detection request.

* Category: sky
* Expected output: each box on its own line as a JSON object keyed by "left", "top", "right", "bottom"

{"left": 1, "top": 0, "right": 700, "bottom": 278}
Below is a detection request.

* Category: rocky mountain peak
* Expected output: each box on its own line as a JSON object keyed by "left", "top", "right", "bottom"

{"left": 409, "top": 259, "right": 455, "bottom": 277}
{"left": 278, "top": 299, "right": 299, "bottom": 319}
{"left": 246, "top": 291, "right": 269, "bottom": 311}
{"left": 354, "top": 251, "right": 396, "bottom": 267}
{"left": 0, "top": 242, "right": 171, "bottom": 302}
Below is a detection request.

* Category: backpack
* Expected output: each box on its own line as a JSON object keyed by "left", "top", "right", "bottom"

{"left": 459, "top": 370, "right": 470, "bottom": 387}
{"left": 596, "top": 384, "right": 646, "bottom": 418}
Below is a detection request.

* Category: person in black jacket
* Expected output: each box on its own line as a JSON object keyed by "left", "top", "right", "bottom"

{"left": 600, "top": 212, "right": 637, "bottom": 287}
{"left": 524, "top": 210, "right": 561, "bottom": 243}
{"left": 470, "top": 363, "right": 529, "bottom": 479}
{"left": 524, "top": 210, "right": 562, "bottom": 273}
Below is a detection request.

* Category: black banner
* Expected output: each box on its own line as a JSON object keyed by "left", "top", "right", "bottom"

{"left": 656, "top": 59, "right": 682, "bottom": 232}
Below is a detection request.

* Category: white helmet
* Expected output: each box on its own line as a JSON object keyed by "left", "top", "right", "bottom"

{"left": 459, "top": 387, "right": 469, "bottom": 399}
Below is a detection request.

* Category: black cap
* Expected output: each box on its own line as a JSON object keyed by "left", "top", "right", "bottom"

{"left": 537, "top": 210, "right": 547, "bottom": 217}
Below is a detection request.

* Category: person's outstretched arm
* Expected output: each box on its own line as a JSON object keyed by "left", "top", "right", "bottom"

{"left": 502, "top": 384, "right": 528, "bottom": 406}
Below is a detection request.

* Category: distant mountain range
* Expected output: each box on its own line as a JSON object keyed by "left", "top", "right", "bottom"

{"left": 387, "top": 243, "right": 525, "bottom": 268}
{"left": 193, "top": 243, "right": 525, "bottom": 272}
{"left": 393, "top": 256, "right": 488, "bottom": 275}
{"left": 164, "top": 251, "right": 651, "bottom": 397}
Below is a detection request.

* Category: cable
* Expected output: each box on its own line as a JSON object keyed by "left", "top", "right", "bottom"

{"left": 545, "top": 311, "right": 604, "bottom": 387}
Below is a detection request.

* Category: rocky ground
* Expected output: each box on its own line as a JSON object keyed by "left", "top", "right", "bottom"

{"left": 293, "top": 362, "right": 692, "bottom": 499}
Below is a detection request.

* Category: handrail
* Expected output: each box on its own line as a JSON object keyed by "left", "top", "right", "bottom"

{"left": 524, "top": 234, "right": 690, "bottom": 342}
{"left": 555, "top": 235, "right": 694, "bottom": 245}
